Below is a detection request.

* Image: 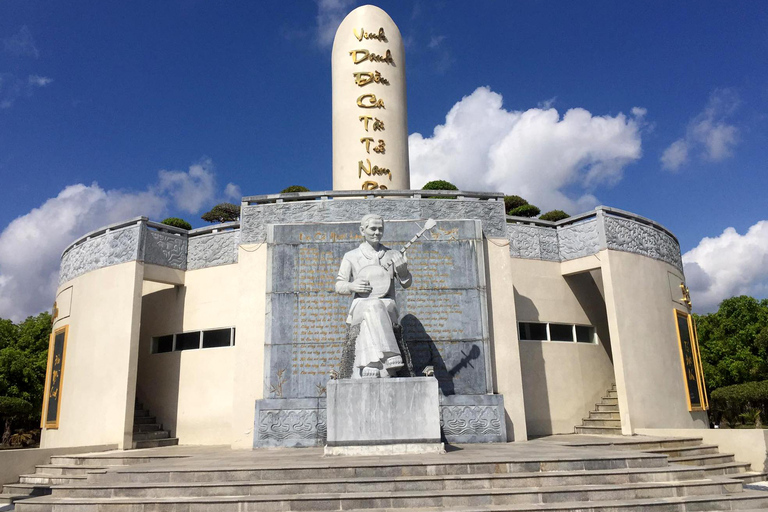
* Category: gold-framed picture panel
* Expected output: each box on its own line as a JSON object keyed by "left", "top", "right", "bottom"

{"left": 42, "top": 325, "right": 69, "bottom": 429}
{"left": 673, "top": 309, "right": 707, "bottom": 411}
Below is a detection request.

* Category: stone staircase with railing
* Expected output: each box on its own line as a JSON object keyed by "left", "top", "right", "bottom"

{"left": 9, "top": 438, "right": 768, "bottom": 511}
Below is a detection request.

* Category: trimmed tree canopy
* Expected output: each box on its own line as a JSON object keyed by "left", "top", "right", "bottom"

{"left": 504, "top": 195, "right": 528, "bottom": 213}
{"left": 508, "top": 204, "right": 541, "bottom": 218}
{"left": 161, "top": 217, "right": 192, "bottom": 230}
{"left": 539, "top": 210, "right": 570, "bottom": 222}
{"left": 280, "top": 185, "right": 310, "bottom": 193}
{"left": 201, "top": 203, "right": 241, "bottom": 224}
{"left": 421, "top": 180, "right": 458, "bottom": 191}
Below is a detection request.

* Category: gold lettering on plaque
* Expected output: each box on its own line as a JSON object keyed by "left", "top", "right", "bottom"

{"left": 359, "top": 115, "right": 371, "bottom": 131}
{"left": 358, "top": 158, "right": 392, "bottom": 179}
{"left": 357, "top": 94, "right": 385, "bottom": 109}
{"left": 353, "top": 27, "right": 387, "bottom": 42}
{"left": 360, "top": 137, "right": 374, "bottom": 153}
{"left": 353, "top": 71, "right": 389, "bottom": 86}
{"left": 349, "top": 49, "right": 394, "bottom": 65}
{"left": 372, "top": 118, "right": 384, "bottom": 131}
{"left": 373, "top": 140, "right": 385, "bottom": 154}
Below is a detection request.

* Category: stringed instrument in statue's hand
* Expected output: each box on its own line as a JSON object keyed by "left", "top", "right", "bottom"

{"left": 356, "top": 219, "right": 437, "bottom": 299}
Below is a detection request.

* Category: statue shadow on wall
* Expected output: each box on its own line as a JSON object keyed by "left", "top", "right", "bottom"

{"left": 398, "top": 314, "right": 481, "bottom": 396}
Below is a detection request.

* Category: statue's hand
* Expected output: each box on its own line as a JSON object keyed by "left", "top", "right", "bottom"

{"left": 390, "top": 252, "right": 408, "bottom": 277}
{"left": 349, "top": 278, "right": 372, "bottom": 294}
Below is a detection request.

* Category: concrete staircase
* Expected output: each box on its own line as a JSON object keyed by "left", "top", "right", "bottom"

{"left": 575, "top": 383, "right": 622, "bottom": 435}
{"left": 0, "top": 451, "right": 189, "bottom": 509}
{"left": 11, "top": 439, "right": 768, "bottom": 511}
{"left": 132, "top": 402, "right": 178, "bottom": 449}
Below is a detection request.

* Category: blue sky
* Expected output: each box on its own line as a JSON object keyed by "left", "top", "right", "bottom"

{"left": 0, "top": 1, "right": 767, "bottom": 319}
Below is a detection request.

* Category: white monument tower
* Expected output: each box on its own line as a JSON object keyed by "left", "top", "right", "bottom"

{"left": 332, "top": 5, "right": 410, "bottom": 191}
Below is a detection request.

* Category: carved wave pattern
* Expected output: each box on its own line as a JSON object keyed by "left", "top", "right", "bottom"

{"left": 187, "top": 231, "right": 239, "bottom": 270}
{"left": 558, "top": 219, "right": 600, "bottom": 261}
{"left": 604, "top": 216, "right": 682, "bottom": 272}
{"left": 143, "top": 230, "right": 187, "bottom": 269}
{"left": 440, "top": 405, "right": 502, "bottom": 436}
{"left": 507, "top": 224, "right": 559, "bottom": 261}
{"left": 59, "top": 226, "right": 140, "bottom": 285}
{"left": 258, "top": 409, "right": 325, "bottom": 441}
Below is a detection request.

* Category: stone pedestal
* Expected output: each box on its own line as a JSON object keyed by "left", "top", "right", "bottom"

{"left": 325, "top": 377, "right": 443, "bottom": 455}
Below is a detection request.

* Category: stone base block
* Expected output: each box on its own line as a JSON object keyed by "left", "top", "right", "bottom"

{"left": 326, "top": 377, "right": 441, "bottom": 447}
{"left": 324, "top": 442, "right": 445, "bottom": 456}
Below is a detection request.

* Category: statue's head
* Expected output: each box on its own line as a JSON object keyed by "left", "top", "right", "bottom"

{"left": 360, "top": 214, "right": 384, "bottom": 246}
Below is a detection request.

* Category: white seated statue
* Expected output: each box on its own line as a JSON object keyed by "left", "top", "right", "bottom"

{"left": 335, "top": 214, "right": 412, "bottom": 378}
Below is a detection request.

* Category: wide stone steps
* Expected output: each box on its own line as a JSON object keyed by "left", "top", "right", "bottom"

{"left": 669, "top": 452, "right": 736, "bottom": 466}
{"left": 17, "top": 474, "right": 86, "bottom": 486}
{"left": 644, "top": 444, "right": 720, "bottom": 458}
{"left": 574, "top": 425, "right": 623, "bottom": 435}
{"left": 16, "top": 485, "right": 768, "bottom": 512}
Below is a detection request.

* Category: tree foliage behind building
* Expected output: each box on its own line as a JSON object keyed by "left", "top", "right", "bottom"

{"left": 0, "top": 312, "right": 51, "bottom": 445}
{"left": 201, "top": 203, "right": 241, "bottom": 224}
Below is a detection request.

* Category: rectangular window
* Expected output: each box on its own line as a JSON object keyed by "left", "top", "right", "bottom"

{"left": 674, "top": 310, "right": 708, "bottom": 411}
{"left": 575, "top": 325, "right": 593, "bottom": 343}
{"left": 152, "top": 335, "right": 174, "bottom": 353}
{"left": 203, "top": 328, "right": 232, "bottom": 348}
{"left": 519, "top": 322, "right": 595, "bottom": 344}
{"left": 519, "top": 322, "right": 547, "bottom": 341}
{"left": 175, "top": 331, "right": 201, "bottom": 351}
{"left": 549, "top": 323, "right": 574, "bottom": 342}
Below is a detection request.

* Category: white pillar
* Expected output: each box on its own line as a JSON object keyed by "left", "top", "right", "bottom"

{"left": 332, "top": 5, "right": 410, "bottom": 191}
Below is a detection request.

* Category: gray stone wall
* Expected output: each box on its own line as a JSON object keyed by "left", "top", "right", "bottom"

{"left": 240, "top": 198, "right": 507, "bottom": 244}
{"left": 59, "top": 224, "right": 142, "bottom": 285}
{"left": 143, "top": 230, "right": 187, "bottom": 270}
{"left": 187, "top": 231, "right": 239, "bottom": 270}
{"left": 506, "top": 210, "right": 683, "bottom": 272}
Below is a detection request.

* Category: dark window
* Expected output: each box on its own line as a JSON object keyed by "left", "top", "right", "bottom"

{"left": 203, "top": 328, "right": 231, "bottom": 348}
{"left": 154, "top": 335, "right": 173, "bottom": 353}
{"left": 175, "top": 332, "right": 200, "bottom": 351}
{"left": 519, "top": 322, "right": 547, "bottom": 340}
{"left": 549, "top": 324, "right": 574, "bottom": 342}
{"left": 576, "top": 326, "right": 593, "bottom": 343}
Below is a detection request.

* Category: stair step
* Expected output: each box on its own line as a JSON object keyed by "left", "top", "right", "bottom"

{"left": 595, "top": 403, "right": 619, "bottom": 412}
{"left": 132, "top": 437, "right": 179, "bottom": 449}
{"left": 133, "top": 408, "right": 149, "bottom": 417}
{"left": 0, "top": 492, "right": 33, "bottom": 505}
{"left": 669, "top": 453, "right": 736, "bottom": 466}
{"left": 605, "top": 390, "right": 618, "bottom": 398}
{"left": 133, "top": 423, "right": 163, "bottom": 433}
{"left": 599, "top": 397, "right": 618, "bottom": 406}
{"left": 643, "top": 444, "right": 720, "bottom": 458}
{"left": 580, "top": 418, "right": 621, "bottom": 428}
{"left": 50, "top": 454, "right": 187, "bottom": 467}
{"left": 34, "top": 464, "right": 106, "bottom": 476}
{"left": 574, "top": 425, "right": 623, "bottom": 435}
{"left": 133, "top": 415, "right": 157, "bottom": 424}
{"left": 52, "top": 466, "right": 745, "bottom": 498}
{"left": 132, "top": 430, "right": 170, "bottom": 441}
{"left": 15, "top": 479, "right": 758, "bottom": 511}
{"left": 18, "top": 474, "right": 86, "bottom": 486}
{"left": 588, "top": 411, "right": 620, "bottom": 420}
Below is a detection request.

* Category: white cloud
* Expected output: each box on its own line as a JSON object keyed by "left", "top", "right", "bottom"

{"left": 683, "top": 220, "right": 768, "bottom": 313}
{"left": 28, "top": 75, "right": 52, "bottom": 87}
{"left": 224, "top": 182, "right": 242, "bottom": 201}
{"left": 408, "top": 86, "right": 644, "bottom": 213}
{"left": 157, "top": 158, "right": 217, "bottom": 214}
{"left": 316, "top": 0, "right": 356, "bottom": 48}
{"left": 0, "top": 160, "right": 230, "bottom": 321}
{"left": 661, "top": 89, "right": 739, "bottom": 171}
{"left": 428, "top": 35, "right": 446, "bottom": 49}
{"left": 3, "top": 26, "right": 39, "bottom": 58}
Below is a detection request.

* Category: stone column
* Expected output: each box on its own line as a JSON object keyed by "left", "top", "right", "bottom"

{"left": 332, "top": 5, "right": 410, "bottom": 191}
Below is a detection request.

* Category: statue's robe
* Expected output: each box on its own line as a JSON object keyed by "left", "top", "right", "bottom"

{"left": 335, "top": 243, "right": 411, "bottom": 377}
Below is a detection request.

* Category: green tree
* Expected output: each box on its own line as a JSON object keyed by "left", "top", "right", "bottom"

{"left": 508, "top": 204, "right": 541, "bottom": 218}
{"left": 0, "top": 312, "right": 51, "bottom": 444}
{"left": 161, "top": 217, "right": 192, "bottom": 230}
{"left": 421, "top": 180, "right": 458, "bottom": 191}
{"left": 539, "top": 210, "right": 570, "bottom": 222}
{"left": 280, "top": 185, "right": 310, "bottom": 193}
{"left": 503, "top": 195, "right": 528, "bottom": 213}
{"left": 695, "top": 296, "right": 768, "bottom": 391}
{"left": 201, "top": 203, "right": 241, "bottom": 223}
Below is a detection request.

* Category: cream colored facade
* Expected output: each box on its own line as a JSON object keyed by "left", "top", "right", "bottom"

{"left": 41, "top": 199, "right": 708, "bottom": 450}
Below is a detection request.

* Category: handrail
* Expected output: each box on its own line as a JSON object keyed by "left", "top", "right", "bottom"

{"left": 242, "top": 189, "right": 504, "bottom": 205}
{"left": 189, "top": 222, "right": 240, "bottom": 237}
